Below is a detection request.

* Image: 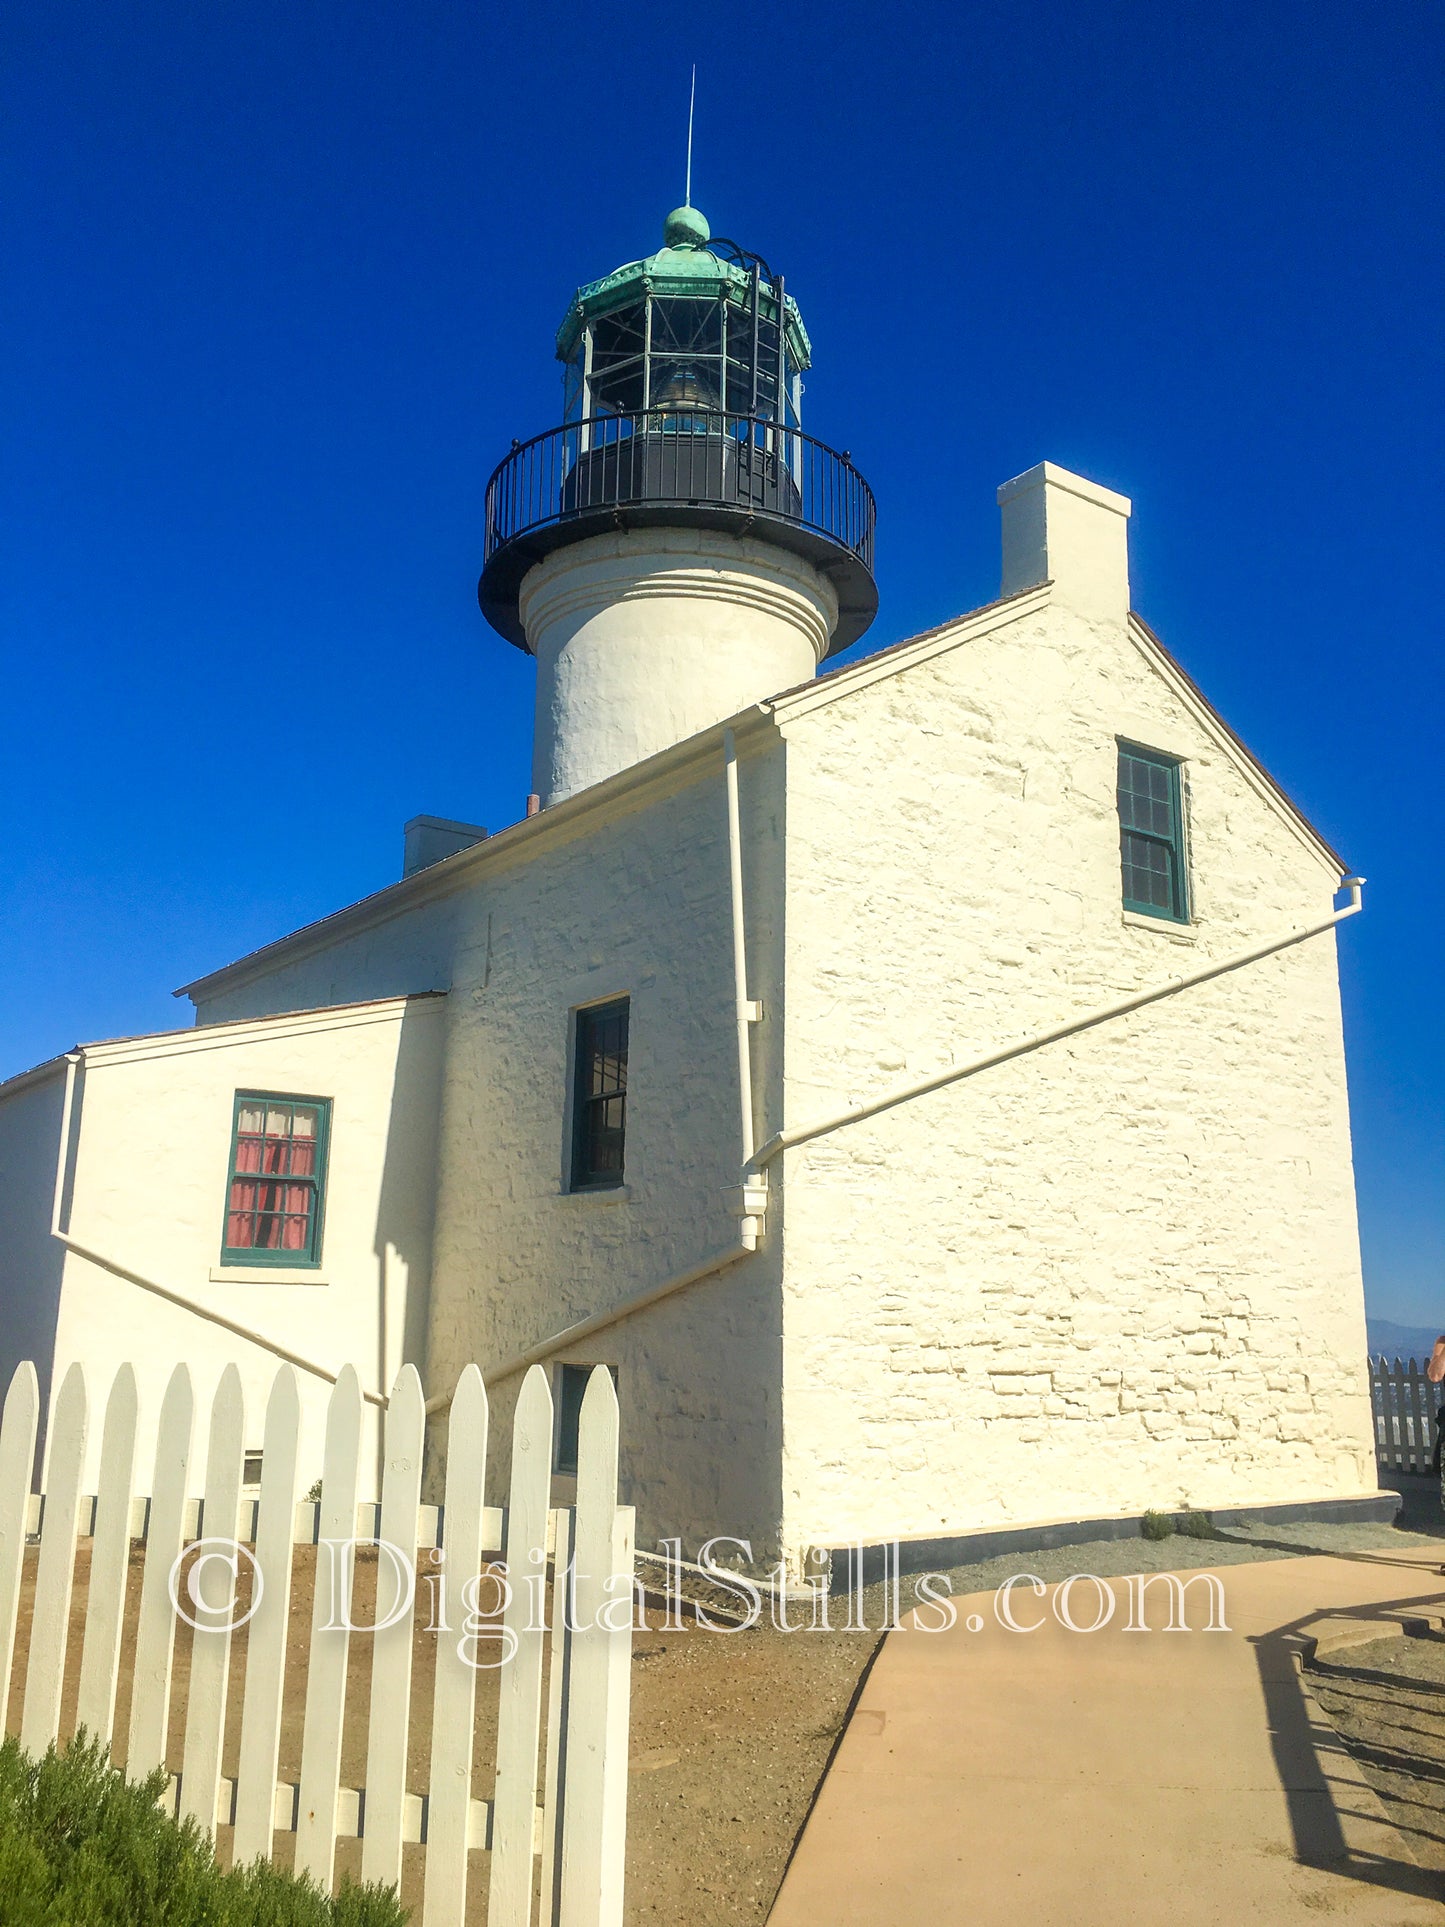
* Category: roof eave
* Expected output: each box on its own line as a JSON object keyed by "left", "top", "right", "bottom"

{"left": 175, "top": 711, "right": 781, "bottom": 1005}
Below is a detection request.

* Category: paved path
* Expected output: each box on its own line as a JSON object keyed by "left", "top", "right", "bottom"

{"left": 769, "top": 1546, "right": 1445, "bottom": 1925}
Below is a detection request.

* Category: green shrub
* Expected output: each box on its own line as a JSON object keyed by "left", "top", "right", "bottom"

{"left": 1140, "top": 1510, "right": 1175, "bottom": 1541}
{"left": 0, "top": 1732, "right": 407, "bottom": 1926}
{"left": 1176, "top": 1508, "right": 1216, "bottom": 1539}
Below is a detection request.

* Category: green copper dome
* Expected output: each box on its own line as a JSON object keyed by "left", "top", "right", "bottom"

{"left": 554, "top": 205, "right": 811, "bottom": 371}
{"left": 663, "top": 203, "right": 710, "bottom": 248}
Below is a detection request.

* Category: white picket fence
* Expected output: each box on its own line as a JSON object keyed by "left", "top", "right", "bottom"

{"left": 0, "top": 1355, "right": 635, "bottom": 1926}
{"left": 1370, "top": 1354, "right": 1440, "bottom": 1477}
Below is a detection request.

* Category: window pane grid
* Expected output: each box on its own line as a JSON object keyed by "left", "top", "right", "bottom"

{"left": 1117, "top": 746, "right": 1187, "bottom": 921}
{"left": 222, "top": 1094, "right": 328, "bottom": 1264}
{"left": 572, "top": 1001, "right": 629, "bottom": 1189}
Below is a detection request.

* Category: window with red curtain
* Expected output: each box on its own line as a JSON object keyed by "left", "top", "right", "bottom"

{"left": 221, "top": 1094, "right": 331, "bottom": 1266}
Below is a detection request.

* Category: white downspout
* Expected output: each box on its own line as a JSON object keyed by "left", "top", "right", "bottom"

{"left": 723, "top": 727, "right": 768, "bottom": 1247}
{"left": 424, "top": 878, "right": 1366, "bottom": 1412}
{"left": 49, "top": 1052, "right": 81, "bottom": 1241}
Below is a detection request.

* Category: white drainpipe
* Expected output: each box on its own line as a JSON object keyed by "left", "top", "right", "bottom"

{"left": 746, "top": 879, "right": 1367, "bottom": 1174}
{"left": 432, "top": 860, "right": 1367, "bottom": 1413}
{"left": 47, "top": 859, "right": 1366, "bottom": 1419}
{"left": 723, "top": 727, "right": 769, "bottom": 1248}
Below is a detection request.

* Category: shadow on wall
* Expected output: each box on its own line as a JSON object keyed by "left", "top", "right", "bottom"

{"left": 0, "top": 1065, "right": 72, "bottom": 1485}
{"left": 371, "top": 998, "right": 447, "bottom": 1414}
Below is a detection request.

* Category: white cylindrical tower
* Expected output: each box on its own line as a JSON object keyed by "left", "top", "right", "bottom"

{"left": 523, "top": 527, "right": 837, "bottom": 802}
{"left": 478, "top": 205, "right": 876, "bottom": 805}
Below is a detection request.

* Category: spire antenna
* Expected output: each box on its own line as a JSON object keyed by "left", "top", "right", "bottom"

{"left": 685, "top": 64, "right": 696, "bottom": 206}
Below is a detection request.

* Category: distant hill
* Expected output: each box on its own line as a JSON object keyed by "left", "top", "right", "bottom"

{"left": 1367, "top": 1318, "right": 1444, "bottom": 1365}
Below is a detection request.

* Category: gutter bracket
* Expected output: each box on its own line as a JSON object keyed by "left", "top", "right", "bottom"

{"left": 725, "top": 1176, "right": 770, "bottom": 1250}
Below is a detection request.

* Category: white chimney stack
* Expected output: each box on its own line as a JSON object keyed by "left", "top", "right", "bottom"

{"left": 403, "top": 814, "right": 489, "bottom": 878}
{"left": 997, "top": 461, "right": 1132, "bottom": 623}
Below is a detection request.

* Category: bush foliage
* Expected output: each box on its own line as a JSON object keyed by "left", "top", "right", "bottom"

{"left": 0, "top": 1732, "right": 407, "bottom": 1926}
{"left": 1140, "top": 1507, "right": 1218, "bottom": 1542}
{"left": 1176, "top": 1508, "right": 1217, "bottom": 1540}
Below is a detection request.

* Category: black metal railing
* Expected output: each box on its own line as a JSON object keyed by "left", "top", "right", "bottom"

{"left": 483, "top": 411, "right": 875, "bottom": 573}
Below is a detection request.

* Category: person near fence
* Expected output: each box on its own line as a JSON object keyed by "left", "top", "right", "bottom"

{"left": 1430, "top": 1336, "right": 1445, "bottom": 1478}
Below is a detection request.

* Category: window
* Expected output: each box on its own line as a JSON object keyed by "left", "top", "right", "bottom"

{"left": 571, "top": 999, "right": 628, "bottom": 1190}
{"left": 1117, "top": 744, "right": 1189, "bottom": 922}
{"left": 221, "top": 1093, "right": 330, "bottom": 1267}
{"left": 554, "top": 1363, "right": 618, "bottom": 1475}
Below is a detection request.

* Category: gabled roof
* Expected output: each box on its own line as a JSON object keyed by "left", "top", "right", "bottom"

{"left": 1124, "top": 611, "right": 1346, "bottom": 874}
{"left": 0, "top": 993, "right": 446, "bottom": 1102}
{"left": 764, "top": 583, "right": 1347, "bottom": 876}
{"left": 175, "top": 582, "right": 1348, "bottom": 1003}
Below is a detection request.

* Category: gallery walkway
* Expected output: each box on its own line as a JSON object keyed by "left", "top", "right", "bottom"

{"left": 768, "top": 1543, "right": 1445, "bottom": 1925}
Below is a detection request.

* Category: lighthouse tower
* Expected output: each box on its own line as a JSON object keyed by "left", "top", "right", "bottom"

{"left": 478, "top": 205, "right": 877, "bottom": 804}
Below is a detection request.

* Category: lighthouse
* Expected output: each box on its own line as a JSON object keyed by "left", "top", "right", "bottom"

{"left": 477, "top": 204, "right": 877, "bottom": 804}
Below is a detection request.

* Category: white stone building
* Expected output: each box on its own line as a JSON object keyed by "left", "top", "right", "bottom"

{"left": 0, "top": 204, "right": 1385, "bottom": 1572}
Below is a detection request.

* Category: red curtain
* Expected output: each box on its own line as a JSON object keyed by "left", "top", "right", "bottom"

{"left": 227, "top": 1105, "right": 318, "bottom": 1251}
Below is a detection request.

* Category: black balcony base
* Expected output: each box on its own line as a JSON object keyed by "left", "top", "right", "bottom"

{"left": 479, "top": 501, "right": 878, "bottom": 655}
{"left": 479, "top": 412, "right": 877, "bottom": 656}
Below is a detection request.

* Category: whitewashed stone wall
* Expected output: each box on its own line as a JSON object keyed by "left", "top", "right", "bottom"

{"left": 421, "top": 746, "right": 788, "bottom": 1557}
{"left": 196, "top": 744, "right": 793, "bottom": 1562}
{"left": 178, "top": 470, "right": 1377, "bottom": 1570}
{"left": 773, "top": 588, "right": 1375, "bottom": 1559}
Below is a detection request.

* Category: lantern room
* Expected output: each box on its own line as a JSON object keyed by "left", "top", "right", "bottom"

{"left": 556, "top": 204, "right": 808, "bottom": 430}
{"left": 478, "top": 204, "right": 877, "bottom": 656}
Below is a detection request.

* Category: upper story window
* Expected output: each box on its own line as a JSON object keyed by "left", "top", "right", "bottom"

{"left": 571, "top": 999, "right": 629, "bottom": 1190}
{"left": 1117, "top": 743, "right": 1189, "bottom": 923}
{"left": 221, "top": 1093, "right": 331, "bottom": 1267}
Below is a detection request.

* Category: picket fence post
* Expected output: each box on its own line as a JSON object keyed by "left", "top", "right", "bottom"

{"left": 2, "top": 1353, "right": 633, "bottom": 1926}
{"left": 559, "top": 1367, "right": 632, "bottom": 1927}
{"left": 178, "top": 1364, "right": 245, "bottom": 1834}
{"left": 421, "top": 1362, "right": 489, "bottom": 1927}
{"left": 1369, "top": 1353, "right": 1440, "bottom": 1476}
{"left": 489, "top": 1363, "right": 554, "bottom": 1925}
{"left": 127, "top": 1364, "right": 194, "bottom": 1777}
{"left": 0, "top": 1362, "right": 40, "bottom": 1739}
{"left": 232, "top": 1364, "right": 302, "bottom": 1865}
{"left": 21, "top": 1361, "right": 87, "bottom": 1757}
{"left": 362, "top": 1364, "right": 426, "bottom": 1889}
{"left": 75, "top": 1362, "right": 138, "bottom": 1745}
{"left": 294, "top": 1363, "right": 364, "bottom": 1887}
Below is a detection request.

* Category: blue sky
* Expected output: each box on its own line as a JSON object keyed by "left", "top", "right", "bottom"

{"left": 2, "top": 2, "right": 1440, "bottom": 1319}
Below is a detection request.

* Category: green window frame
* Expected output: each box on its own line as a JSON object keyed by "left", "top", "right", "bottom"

{"left": 1117, "top": 743, "right": 1190, "bottom": 923}
{"left": 570, "top": 999, "right": 629, "bottom": 1191}
{"left": 219, "top": 1091, "right": 331, "bottom": 1269}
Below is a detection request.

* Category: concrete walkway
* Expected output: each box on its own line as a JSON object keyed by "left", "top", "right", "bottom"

{"left": 769, "top": 1546, "right": 1445, "bottom": 1925}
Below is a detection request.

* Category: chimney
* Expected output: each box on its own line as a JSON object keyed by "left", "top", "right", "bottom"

{"left": 997, "top": 462, "right": 1132, "bottom": 623}
{"left": 403, "top": 815, "right": 488, "bottom": 879}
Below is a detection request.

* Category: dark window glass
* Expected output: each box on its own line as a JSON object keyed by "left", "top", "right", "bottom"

{"left": 1117, "top": 746, "right": 1188, "bottom": 921}
{"left": 650, "top": 296, "right": 722, "bottom": 358}
{"left": 571, "top": 999, "right": 629, "bottom": 1189}
{"left": 648, "top": 297, "right": 724, "bottom": 414}
{"left": 221, "top": 1093, "right": 330, "bottom": 1266}
{"left": 555, "top": 1363, "right": 619, "bottom": 1475}
{"left": 589, "top": 303, "right": 647, "bottom": 414}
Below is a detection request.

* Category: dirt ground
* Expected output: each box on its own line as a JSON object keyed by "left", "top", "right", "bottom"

{"left": 3, "top": 1538, "right": 881, "bottom": 1926}
{"left": 4, "top": 1478, "right": 1442, "bottom": 1924}
{"left": 1309, "top": 1631, "right": 1445, "bottom": 1874}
